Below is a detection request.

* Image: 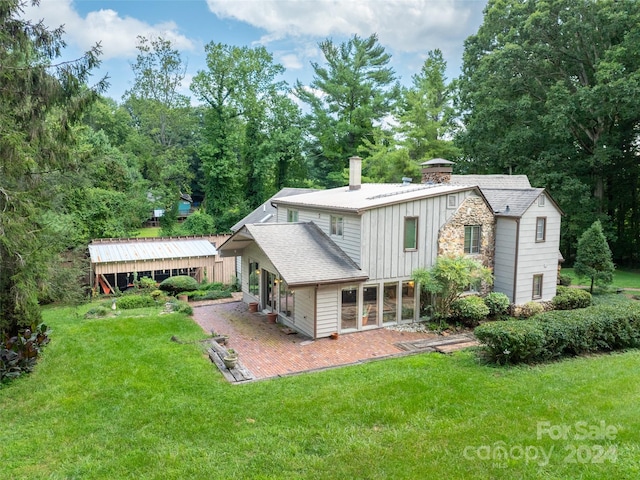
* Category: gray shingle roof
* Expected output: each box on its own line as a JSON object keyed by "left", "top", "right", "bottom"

{"left": 230, "top": 188, "right": 319, "bottom": 232}
{"left": 480, "top": 188, "right": 545, "bottom": 217}
{"left": 88, "top": 239, "right": 217, "bottom": 264}
{"left": 219, "top": 222, "right": 367, "bottom": 287}
{"left": 450, "top": 175, "right": 531, "bottom": 189}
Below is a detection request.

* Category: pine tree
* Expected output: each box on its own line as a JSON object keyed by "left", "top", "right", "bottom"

{"left": 574, "top": 220, "right": 615, "bottom": 293}
{"left": 0, "top": 0, "right": 105, "bottom": 334}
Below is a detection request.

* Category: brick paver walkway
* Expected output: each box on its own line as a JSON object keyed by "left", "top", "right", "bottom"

{"left": 192, "top": 300, "right": 462, "bottom": 380}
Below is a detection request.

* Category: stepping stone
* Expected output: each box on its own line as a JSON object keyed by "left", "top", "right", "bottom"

{"left": 434, "top": 340, "right": 479, "bottom": 354}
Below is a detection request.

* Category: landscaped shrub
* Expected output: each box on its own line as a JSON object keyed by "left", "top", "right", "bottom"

{"left": 484, "top": 292, "right": 510, "bottom": 317}
{"left": 475, "top": 303, "right": 640, "bottom": 364}
{"left": 558, "top": 274, "right": 572, "bottom": 286}
{"left": 552, "top": 287, "right": 592, "bottom": 310}
{"left": 515, "top": 301, "right": 544, "bottom": 318}
{"left": 116, "top": 295, "right": 156, "bottom": 310}
{"left": 474, "top": 320, "right": 546, "bottom": 364}
{"left": 84, "top": 306, "right": 109, "bottom": 318}
{"left": 150, "top": 289, "right": 165, "bottom": 301}
{"left": 1, "top": 324, "right": 50, "bottom": 383}
{"left": 199, "top": 282, "right": 224, "bottom": 291}
{"left": 159, "top": 275, "right": 199, "bottom": 295}
{"left": 450, "top": 295, "right": 489, "bottom": 326}
{"left": 190, "top": 290, "right": 233, "bottom": 301}
{"left": 166, "top": 300, "right": 193, "bottom": 315}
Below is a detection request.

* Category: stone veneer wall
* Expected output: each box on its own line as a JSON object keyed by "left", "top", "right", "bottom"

{"left": 438, "top": 195, "right": 495, "bottom": 272}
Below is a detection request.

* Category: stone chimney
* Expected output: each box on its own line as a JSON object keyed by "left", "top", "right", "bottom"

{"left": 349, "top": 156, "right": 362, "bottom": 190}
{"left": 421, "top": 158, "right": 455, "bottom": 184}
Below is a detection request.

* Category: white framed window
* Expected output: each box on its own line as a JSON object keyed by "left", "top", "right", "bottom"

{"left": 536, "top": 217, "right": 546, "bottom": 242}
{"left": 464, "top": 225, "right": 481, "bottom": 254}
{"left": 538, "top": 194, "right": 546, "bottom": 207}
{"left": 248, "top": 260, "right": 260, "bottom": 296}
{"left": 287, "top": 209, "right": 298, "bottom": 222}
{"left": 404, "top": 217, "right": 418, "bottom": 250}
{"left": 331, "top": 215, "right": 344, "bottom": 236}
{"left": 447, "top": 194, "right": 457, "bottom": 209}
{"left": 533, "top": 274, "right": 543, "bottom": 299}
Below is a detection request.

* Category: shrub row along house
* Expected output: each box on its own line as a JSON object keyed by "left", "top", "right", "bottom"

{"left": 219, "top": 157, "right": 563, "bottom": 339}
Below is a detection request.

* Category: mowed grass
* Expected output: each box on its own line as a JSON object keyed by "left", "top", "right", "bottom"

{"left": 563, "top": 267, "right": 640, "bottom": 290}
{"left": 1, "top": 305, "right": 640, "bottom": 479}
{"left": 136, "top": 227, "right": 161, "bottom": 238}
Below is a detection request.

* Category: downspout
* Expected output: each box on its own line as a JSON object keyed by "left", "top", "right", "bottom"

{"left": 512, "top": 218, "right": 520, "bottom": 303}
{"left": 314, "top": 284, "right": 318, "bottom": 339}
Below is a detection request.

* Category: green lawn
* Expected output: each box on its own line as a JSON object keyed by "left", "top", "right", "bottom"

{"left": 562, "top": 267, "right": 640, "bottom": 290}
{"left": 136, "top": 227, "right": 161, "bottom": 238}
{"left": 1, "top": 304, "right": 639, "bottom": 479}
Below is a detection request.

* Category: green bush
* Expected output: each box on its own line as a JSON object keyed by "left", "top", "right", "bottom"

{"left": 167, "top": 300, "right": 193, "bottom": 315}
{"left": 116, "top": 295, "right": 156, "bottom": 310}
{"left": 552, "top": 287, "right": 592, "bottom": 310}
{"left": 484, "top": 292, "right": 510, "bottom": 317}
{"left": 150, "top": 289, "right": 165, "bottom": 301}
{"left": 558, "top": 274, "right": 572, "bottom": 286}
{"left": 159, "top": 275, "right": 199, "bottom": 295}
{"left": 199, "top": 282, "right": 224, "bottom": 291}
{"left": 517, "top": 301, "right": 544, "bottom": 318}
{"left": 474, "top": 320, "right": 546, "bottom": 364}
{"left": 84, "top": 306, "right": 109, "bottom": 318}
{"left": 451, "top": 295, "right": 489, "bottom": 326}
{"left": 190, "top": 290, "right": 233, "bottom": 301}
{"left": 475, "top": 303, "right": 640, "bottom": 364}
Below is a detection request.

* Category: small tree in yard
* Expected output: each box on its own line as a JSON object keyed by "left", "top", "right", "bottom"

{"left": 574, "top": 220, "right": 615, "bottom": 293}
{"left": 412, "top": 255, "right": 493, "bottom": 320}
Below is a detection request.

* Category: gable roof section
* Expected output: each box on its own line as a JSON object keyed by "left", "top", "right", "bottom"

{"left": 230, "top": 187, "right": 319, "bottom": 232}
{"left": 273, "top": 183, "right": 480, "bottom": 214}
{"left": 89, "top": 239, "right": 217, "bottom": 264}
{"left": 480, "top": 188, "right": 547, "bottom": 217}
{"left": 450, "top": 174, "right": 531, "bottom": 189}
{"left": 219, "top": 222, "right": 368, "bottom": 287}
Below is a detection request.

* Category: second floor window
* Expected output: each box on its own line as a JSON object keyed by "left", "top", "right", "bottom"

{"left": 404, "top": 217, "right": 418, "bottom": 250}
{"left": 536, "top": 217, "right": 546, "bottom": 242}
{"left": 464, "top": 225, "right": 481, "bottom": 254}
{"left": 331, "top": 216, "right": 343, "bottom": 236}
{"left": 287, "top": 209, "right": 298, "bottom": 222}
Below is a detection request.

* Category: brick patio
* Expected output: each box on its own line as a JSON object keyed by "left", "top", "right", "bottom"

{"left": 192, "top": 300, "right": 459, "bottom": 380}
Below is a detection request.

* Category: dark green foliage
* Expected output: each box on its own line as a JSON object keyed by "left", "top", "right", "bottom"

{"left": 450, "top": 296, "right": 489, "bottom": 326}
{"left": 199, "top": 282, "right": 224, "bottom": 291}
{"left": 483, "top": 292, "right": 510, "bottom": 317}
{"left": 1, "top": 324, "right": 50, "bottom": 383}
{"left": 116, "top": 295, "right": 156, "bottom": 310}
{"left": 84, "top": 306, "right": 109, "bottom": 318}
{"left": 0, "top": 0, "right": 105, "bottom": 335}
{"left": 189, "top": 290, "right": 232, "bottom": 302}
{"left": 474, "top": 320, "right": 546, "bottom": 365}
{"left": 166, "top": 300, "right": 193, "bottom": 315}
{"left": 158, "top": 276, "right": 199, "bottom": 294}
{"left": 552, "top": 287, "right": 592, "bottom": 310}
{"left": 574, "top": 220, "right": 615, "bottom": 293}
{"left": 476, "top": 302, "right": 640, "bottom": 364}
{"left": 558, "top": 274, "right": 572, "bottom": 286}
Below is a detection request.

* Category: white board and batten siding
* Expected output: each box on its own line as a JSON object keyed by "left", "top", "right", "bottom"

{"left": 361, "top": 191, "right": 473, "bottom": 281}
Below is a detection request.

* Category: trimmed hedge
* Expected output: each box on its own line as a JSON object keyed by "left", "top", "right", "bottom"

{"left": 189, "top": 290, "right": 233, "bottom": 301}
{"left": 159, "top": 275, "right": 199, "bottom": 294}
{"left": 484, "top": 292, "right": 510, "bottom": 317}
{"left": 475, "top": 303, "right": 640, "bottom": 364}
{"left": 552, "top": 286, "right": 592, "bottom": 310}
{"left": 451, "top": 296, "right": 489, "bottom": 326}
{"left": 116, "top": 295, "right": 157, "bottom": 310}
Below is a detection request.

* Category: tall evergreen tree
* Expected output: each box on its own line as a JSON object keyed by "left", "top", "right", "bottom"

{"left": 0, "top": 0, "right": 105, "bottom": 333}
{"left": 574, "top": 220, "right": 615, "bottom": 293}
{"left": 295, "top": 34, "right": 400, "bottom": 186}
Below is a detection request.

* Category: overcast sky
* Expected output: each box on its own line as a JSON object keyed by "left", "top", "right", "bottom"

{"left": 23, "top": 0, "right": 490, "bottom": 102}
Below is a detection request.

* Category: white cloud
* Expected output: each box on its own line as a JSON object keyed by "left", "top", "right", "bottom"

{"left": 206, "top": 0, "right": 482, "bottom": 54}
{"left": 23, "top": 0, "right": 194, "bottom": 60}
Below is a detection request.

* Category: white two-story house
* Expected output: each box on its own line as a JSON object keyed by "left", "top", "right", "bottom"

{"left": 219, "top": 157, "right": 562, "bottom": 338}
